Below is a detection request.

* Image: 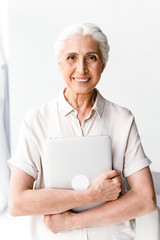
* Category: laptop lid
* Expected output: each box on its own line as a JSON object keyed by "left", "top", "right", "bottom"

{"left": 43, "top": 135, "right": 112, "bottom": 212}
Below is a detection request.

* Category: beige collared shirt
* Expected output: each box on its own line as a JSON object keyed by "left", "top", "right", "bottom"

{"left": 8, "top": 89, "right": 151, "bottom": 240}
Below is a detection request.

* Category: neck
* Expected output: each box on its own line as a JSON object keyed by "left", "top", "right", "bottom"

{"left": 64, "top": 88, "right": 97, "bottom": 114}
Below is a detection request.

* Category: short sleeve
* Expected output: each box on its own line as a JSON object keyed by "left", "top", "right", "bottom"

{"left": 123, "top": 118, "right": 151, "bottom": 177}
{"left": 8, "top": 114, "right": 39, "bottom": 180}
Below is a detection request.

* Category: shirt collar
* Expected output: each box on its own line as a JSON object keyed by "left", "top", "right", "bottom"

{"left": 92, "top": 89, "right": 105, "bottom": 117}
{"left": 58, "top": 90, "right": 74, "bottom": 116}
{"left": 58, "top": 88, "right": 105, "bottom": 117}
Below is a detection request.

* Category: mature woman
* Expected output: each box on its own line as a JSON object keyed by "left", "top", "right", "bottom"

{"left": 8, "top": 23, "right": 156, "bottom": 240}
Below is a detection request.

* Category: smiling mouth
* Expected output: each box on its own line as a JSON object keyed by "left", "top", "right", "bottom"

{"left": 73, "top": 77, "right": 91, "bottom": 82}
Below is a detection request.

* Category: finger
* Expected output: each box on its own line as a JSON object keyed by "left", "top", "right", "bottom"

{"left": 112, "top": 176, "right": 122, "bottom": 186}
{"left": 105, "top": 170, "right": 121, "bottom": 179}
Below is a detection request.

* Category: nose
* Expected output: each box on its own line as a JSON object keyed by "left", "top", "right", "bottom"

{"left": 76, "top": 58, "right": 88, "bottom": 74}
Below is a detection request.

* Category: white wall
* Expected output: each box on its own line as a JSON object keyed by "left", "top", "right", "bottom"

{"left": 0, "top": 0, "right": 9, "bottom": 62}
{"left": 9, "top": 0, "right": 160, "bottom": 171}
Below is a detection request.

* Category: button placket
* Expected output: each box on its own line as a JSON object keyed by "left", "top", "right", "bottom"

{"left": 71, "top": 112, "right": 83, "bottom": 136}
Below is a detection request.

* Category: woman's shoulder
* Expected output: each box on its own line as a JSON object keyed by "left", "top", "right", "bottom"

{"left": 22, "top": 97, "right": 58, "bottom": 124}
{"left": 102, "top": 96, "right": 134, "bottom": 121}
{"left": 97, "top": 89, "right": 132, "bottom": 117}
{"left": 103, "top": 98, "right": 135, "bottom": 130}
{"left": 107, "top": 99, "right": 132, "bottom": 114}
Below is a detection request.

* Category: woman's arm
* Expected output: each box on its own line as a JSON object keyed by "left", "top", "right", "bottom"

{"left": 76, "top": 167, "right": 156, "bottom": 226}
{"left": 8, "top": 166, "right": 121, "bottom": 216}
{"left": 44, "top": 167, "right": 157, "bottom": 233}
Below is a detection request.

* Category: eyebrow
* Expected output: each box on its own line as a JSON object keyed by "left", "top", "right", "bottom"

{"left": 65, "top": 51, "right": 100, "bottom": 56}
{"left": 87, "top": 51, "right": 100, "bottom": 55}
{"left": 65, "top": 52, "right": 77, "bottom": 56}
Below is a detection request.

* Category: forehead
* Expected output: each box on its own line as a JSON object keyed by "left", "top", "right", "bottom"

{"left": 61, "top": 34, "right": 101, "bottom": 55}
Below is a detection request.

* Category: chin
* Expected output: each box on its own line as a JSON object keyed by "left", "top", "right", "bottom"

{"left": 73, "top": 86, "right": 95, "bottom": 95}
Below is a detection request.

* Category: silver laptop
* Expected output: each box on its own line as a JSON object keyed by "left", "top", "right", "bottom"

{"left": 43, "top": 135, "right": 112, "bottom": 212}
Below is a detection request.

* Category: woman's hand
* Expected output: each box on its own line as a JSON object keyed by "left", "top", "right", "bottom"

{"left": 88, "top": 170, "right": 122, "bottom": 203}
{"left": 44, "top": 211, "right": 76, "bottom": 234}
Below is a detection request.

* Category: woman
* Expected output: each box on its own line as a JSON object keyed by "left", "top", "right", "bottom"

{"left": 8, "top": 23, "right": 156, "bottom": 240}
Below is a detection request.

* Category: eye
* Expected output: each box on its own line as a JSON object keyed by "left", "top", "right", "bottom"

{"left": 67, "top": 55, "right": 77, "bottom": 61}
{"left": 87, "top": 55, "right": 97, "bottom": 61}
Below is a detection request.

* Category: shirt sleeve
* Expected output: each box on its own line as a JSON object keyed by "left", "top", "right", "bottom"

{"left": 123, "top": 117, "right": 151, "bottom": 177}
{"left": 8, "top": 114, "right": 39, "bottom": 180}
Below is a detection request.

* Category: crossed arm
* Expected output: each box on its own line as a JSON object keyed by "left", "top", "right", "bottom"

{"left": 9, "top": 166, "right": 156, "bottom": 233}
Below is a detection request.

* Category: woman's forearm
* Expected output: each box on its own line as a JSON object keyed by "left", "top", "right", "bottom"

{"left": 9, "top": 167, "right": 93, "bottom": 216}
{"left": 73, "top": 189, "right": 156, "bottom": 229}
{"left": 9, "top": 187, "right": 91, "bottom": 216}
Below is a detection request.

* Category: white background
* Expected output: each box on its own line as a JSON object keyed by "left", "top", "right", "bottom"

{"left": 8, "top": 0, "right": 160, "bottom": 173}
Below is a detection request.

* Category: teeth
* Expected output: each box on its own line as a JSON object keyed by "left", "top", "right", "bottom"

{"left": 74, "top": 78, "right": 89, "bottom": 82}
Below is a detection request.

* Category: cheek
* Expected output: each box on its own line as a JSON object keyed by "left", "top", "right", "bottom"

{"left": 62, "top": 64, "right": 75, "bottom": 75}
{"left": 60, "top": 67, "right": 72, "bottom": 77}
{"left": 91, "top": 64, "right": 103, "bottom": 75}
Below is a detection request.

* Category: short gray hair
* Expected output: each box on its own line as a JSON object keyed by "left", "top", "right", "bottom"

{"left": 54, "top": 23, "right": 110, "bottom": 67}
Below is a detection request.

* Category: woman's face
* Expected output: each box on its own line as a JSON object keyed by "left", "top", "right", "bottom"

{"left": 58, "top": 34, "right": 104, "bottom": 95}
